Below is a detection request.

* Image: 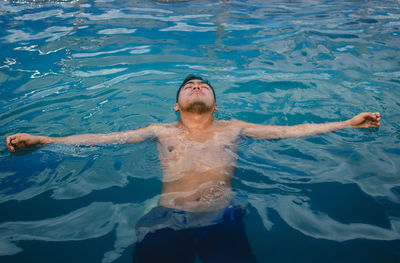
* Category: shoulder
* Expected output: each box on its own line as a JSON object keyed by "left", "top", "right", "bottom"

{"left": 144, "top": 122, "right": 176, "bottom": 130}
{"left": 123, "top": 122, "right": 176, "bottom": 137}
{"left": 212, "top": 119, "right": 251, "bottom": 135}
{"left": 220, "top": 119, "right": 251, "bottom": 129}
{"left": 149, "top": 122, "right": 180, "bottom": 137}
{"left": 153, "top": 122, "right": 179, "bottom": 130}
{"left": 220, "top": 119, "right": 274, "bottom": 138}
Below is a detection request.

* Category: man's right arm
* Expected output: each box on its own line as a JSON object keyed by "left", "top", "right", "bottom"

{"left": 6, "top": 124, "right": 162, "bottom": 152}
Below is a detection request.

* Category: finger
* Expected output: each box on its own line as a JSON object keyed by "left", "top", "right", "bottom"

{"left": 9, "top": 135, "right": 17, "bottom": 143}
{"left": 6, "top": 137, "right": 11, "bottom": 147}
{"left": 9, "top": 145, "right": 15, "bottom": 152}
{"left": 373, "top": 120, "right": 380, "bottom": 128}
{"left": 6, "top": 139, "right": 15, "bottom": 152}
{"left": 12, "top": 135, "right": 22, "bottom": 144}
{"left": 6, "top": 137, "right": 10, "bottom": 150}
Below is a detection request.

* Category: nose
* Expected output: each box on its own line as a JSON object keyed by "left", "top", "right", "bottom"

{"left": 192, "top": 84, "right": 201, "bottom": 90}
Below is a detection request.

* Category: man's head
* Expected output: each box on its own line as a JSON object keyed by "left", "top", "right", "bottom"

{"left": 174, "top": 75, "right": 217, "bottom": 114}
{"left": 176, "top": 75, "right": 216, "bottom": 103}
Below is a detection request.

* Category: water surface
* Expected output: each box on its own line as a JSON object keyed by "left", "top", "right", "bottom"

{"left": 1, "top": 0, "right": 400, "bottom": 262}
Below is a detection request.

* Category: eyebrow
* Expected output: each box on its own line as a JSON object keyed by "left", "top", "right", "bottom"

{"left": 184, "top": 80, "right": 209, "bottom": 86}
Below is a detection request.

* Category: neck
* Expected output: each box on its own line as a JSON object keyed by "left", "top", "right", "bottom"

{"left": 179, "top": 111, "right": 215, "bottom": 131}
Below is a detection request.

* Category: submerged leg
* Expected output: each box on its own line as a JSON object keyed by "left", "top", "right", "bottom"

{"left": 196, "top": 207, "right": 257, "bottom": 263}
{"left": 133, "top": 227, "right": 196, "bottom": 263}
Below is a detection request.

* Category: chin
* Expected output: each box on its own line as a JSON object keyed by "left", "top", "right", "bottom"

{"left": 184, "top": 101, "right": 213, "bottom": 114}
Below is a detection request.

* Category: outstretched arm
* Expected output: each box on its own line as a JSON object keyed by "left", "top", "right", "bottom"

{"left": 6, "top": 124, "right": 163, "bottom": 152}
{"left": 237, "top": 112, "right": 380, "bottom": 140}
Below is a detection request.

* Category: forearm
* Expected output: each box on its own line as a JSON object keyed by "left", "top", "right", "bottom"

{"left": 39, "top": 125, "right": 160, "bottom": 146}
{"left": 279, "top": 121, "right": 352, "bottom": 139}
{"left": 7, "top": 124, "right": 161, "bottom": 152}
{"left": 240, "top": 112, "right": 380, "bottom": 140}
{"left": 280, "top": 111, "right": 381, "bottom": 138}
{"left": 241, "top": 120, "right": 352, "bottom": 140}
{"left": 39, "top": 133, "right": 127, "bottom": 146}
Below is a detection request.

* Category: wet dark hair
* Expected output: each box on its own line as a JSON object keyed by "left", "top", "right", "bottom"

{"left": 176, "top": 74, "right": 216, "bottom": 103}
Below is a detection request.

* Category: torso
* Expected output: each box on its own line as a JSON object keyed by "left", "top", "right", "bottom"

{"left": 155, "top": 120, "right": 243, "bottom": 211}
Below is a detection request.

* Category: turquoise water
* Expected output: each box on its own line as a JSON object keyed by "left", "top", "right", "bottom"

{"left": 1, "top": 0, "right": 400, "bottom": 262}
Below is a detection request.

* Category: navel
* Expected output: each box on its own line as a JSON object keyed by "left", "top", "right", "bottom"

{"left": 168, "top": 146, "right": 175, "bottom": 152}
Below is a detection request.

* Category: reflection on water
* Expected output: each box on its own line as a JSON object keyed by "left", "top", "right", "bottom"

{"left": 150, "top": 0, "right": 192, "bottom": 3}
{"left": 199, "top": 181, "right": 227, "bottom": 204}
{"left": 248, "top": 193, "right": 400, "bottom": 242}
{"left": 0, "top": 197, "right": 160, "bottom": 263}
{"left": 1, "top": 0, "right": 400, "bottom": 262}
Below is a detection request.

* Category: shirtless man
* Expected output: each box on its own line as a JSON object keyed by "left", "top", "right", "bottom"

{"left": 6, "top": 75, "right": 381, "bottom": 262}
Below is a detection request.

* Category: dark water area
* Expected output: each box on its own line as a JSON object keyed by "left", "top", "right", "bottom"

{"left": 1, "top": 0, "right": 400, "bottom": 262}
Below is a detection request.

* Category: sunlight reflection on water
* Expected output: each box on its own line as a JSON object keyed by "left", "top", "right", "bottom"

{"left": 1, "top": 0, "right": 400, "bottom": 262}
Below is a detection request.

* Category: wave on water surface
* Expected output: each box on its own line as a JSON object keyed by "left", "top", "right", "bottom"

{"left": 0, "top": 0, "right": 399, "bottom": 262}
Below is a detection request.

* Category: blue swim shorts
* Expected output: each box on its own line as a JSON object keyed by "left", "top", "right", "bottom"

{"left": 132, "top": 205, "right": 257, "bottom": 263}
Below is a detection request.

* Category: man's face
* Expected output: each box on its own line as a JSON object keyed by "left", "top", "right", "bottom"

{"left": 175, "top": 79, "right": 217, "bottom": 113}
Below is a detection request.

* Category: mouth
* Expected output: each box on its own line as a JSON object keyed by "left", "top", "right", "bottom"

{"left": 191, "top": 90, "right": 204, "bottom": 97}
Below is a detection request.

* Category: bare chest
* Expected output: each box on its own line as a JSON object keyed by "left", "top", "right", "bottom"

{"left": 156, "top": 126, "right": 241, "bottom": 173}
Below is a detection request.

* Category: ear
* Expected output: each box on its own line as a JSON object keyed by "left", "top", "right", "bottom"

{"left": 214, "top": 104, "right": 218, "bottom": 111}
{"left": 174, "top": 103, "right": 180, "bottom": 112}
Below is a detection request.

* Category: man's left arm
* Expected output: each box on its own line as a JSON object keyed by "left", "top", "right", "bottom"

{"left": 237, "top": 112, "right": 380, "bottom": 140}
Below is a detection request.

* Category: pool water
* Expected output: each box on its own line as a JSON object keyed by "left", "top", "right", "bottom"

{"left": 1, "top": 0, "right": 400, "bottom": 262}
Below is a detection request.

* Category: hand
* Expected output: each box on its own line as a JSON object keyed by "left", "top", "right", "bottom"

{"left": 346, "top": 112, "right": 381, "bottom": 129}
{"left": 6, "top": 133, "right": 42, "bottom": 152}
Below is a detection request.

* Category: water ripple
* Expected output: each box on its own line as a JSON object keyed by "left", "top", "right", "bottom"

{"left": 1, "top": 0, "right": 399, "bottom": 261}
